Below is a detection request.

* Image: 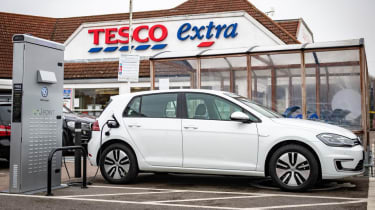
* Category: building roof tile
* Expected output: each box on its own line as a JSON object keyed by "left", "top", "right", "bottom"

{"left": 0, "top": 0, "right": 300, "bottom": 79}
{"left": 64, "top": 60, "right": 150, "bottom": 79}
{"left": 275, "top": 19, "right": 300, "bottom": 38}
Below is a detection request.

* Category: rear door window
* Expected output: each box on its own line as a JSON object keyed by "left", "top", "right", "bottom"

{"left": 124, "top": 93, "right": 178, "bottom": 118}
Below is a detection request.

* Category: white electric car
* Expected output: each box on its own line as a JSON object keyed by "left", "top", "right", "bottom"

{"left": 88, "top": 89, "right": 364, "bottom": 191}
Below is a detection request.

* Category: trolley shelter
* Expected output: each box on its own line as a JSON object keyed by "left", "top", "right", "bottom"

{"left": 149, "top": 39, "right": 373, "bottom": 150}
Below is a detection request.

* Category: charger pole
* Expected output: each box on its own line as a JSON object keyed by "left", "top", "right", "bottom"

{"left": 74, "top": 122, "right": 82, "bottom": 178}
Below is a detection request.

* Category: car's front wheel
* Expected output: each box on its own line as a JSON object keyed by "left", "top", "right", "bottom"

{"left": 269, "top": 144, "right": 319, "bottom": 191}
{"left": 100, "top": 143, "right": 138, "bottom": 184}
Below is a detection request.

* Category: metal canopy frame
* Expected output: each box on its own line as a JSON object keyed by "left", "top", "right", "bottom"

{"left": 150, "top": 39, "right": 370, "bottom": 149}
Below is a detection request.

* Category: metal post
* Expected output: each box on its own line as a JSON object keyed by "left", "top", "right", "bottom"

{"left": 129, "top": 0, "right": 133, "bottom": 55}
{"left": 74, "top": 122, "right": 82, "bottom": 178}
{"left": 127, "top": 0, "right": 133, "bottom": 92}
{"left": 300, "top": 51, "right": 307, "bottom": 119}
{"left": 247, "top": 55, "right": 252, "bottom": 99}
{"left": 197, "top": 58, "right": 201, "bottom": 88}
{"left": 47, "top": 146, "right": 87, "bottom": 196}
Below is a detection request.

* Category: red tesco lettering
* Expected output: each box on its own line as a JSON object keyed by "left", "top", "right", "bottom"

{"left": 88, "top": 24, "right": 168, "bottom": 45}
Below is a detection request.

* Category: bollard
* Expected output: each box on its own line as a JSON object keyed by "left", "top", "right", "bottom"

{"left": 74, "top": 121, "right": 82, "bottom": 178}
{"left": 47, "top": 146, "right": 87, "bottom": 196}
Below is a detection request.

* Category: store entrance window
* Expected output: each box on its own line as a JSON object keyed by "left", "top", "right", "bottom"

{"left": 74, "top": 88, "right": 119, "bottom": 116}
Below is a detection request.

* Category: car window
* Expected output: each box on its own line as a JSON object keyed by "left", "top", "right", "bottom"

{"left": 124, "top": 97, "right": 142, "bottom": 117}
{"left": 141, "top": 94, "right": 177, "bottom": 118}
{"left": 185, "top": 93, "right": 258, "bottom": 121}
{"left": 214, "top": 97, "right": 243, "bottom": 120}
{"left": 186, "top": 93, "right": 217, "bottom": 120}
{"left": 0, "top": 104, "right": 11, "bottom": 125}
{"left": 124, "top": 93, "right": 178, "bottom": 118}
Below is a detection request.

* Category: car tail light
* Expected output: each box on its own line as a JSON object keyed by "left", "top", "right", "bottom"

{"left": 92, "top": 120, "right": 100, "bottom": 131}
{"left": 0, "top": 125, "right": 11, "bottom": 136}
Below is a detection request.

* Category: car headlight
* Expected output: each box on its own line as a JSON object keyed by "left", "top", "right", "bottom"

{"left": 317, "top": 133, "right": 358, "bottom": 147}
{"left": 67, "top": 121, "right": 75, "bottom": 129}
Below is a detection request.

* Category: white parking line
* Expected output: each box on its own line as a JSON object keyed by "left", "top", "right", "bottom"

{"left": 89, "top": 185, "right": 365, "bottom": 200}
{"left": 0, "top": 186, "right": 368, "bottom": 210}
{"left": 244, "top": 199, "right": 367, "bottom": 210}
{"left": 0, "top": 193, "right": 241, "bottom": 210}
{"left": 368, "top": 177, "right": 375, "bottom": 210}
{"left": 89, "top": 185, "right": 269, "bottom": 196}
{"left": 59, "top": 190, "right": 184, "bottom": 198}
{"left": 152, "top": 195, "right": 274, "bottom": 203}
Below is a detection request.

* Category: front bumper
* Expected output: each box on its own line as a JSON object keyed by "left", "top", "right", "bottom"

{"left": 317, "top": 141, "right": 364, "bottom": 179}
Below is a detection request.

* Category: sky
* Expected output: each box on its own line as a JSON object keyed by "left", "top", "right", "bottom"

{"left": 1, "top": 0, "right": 375, "bottom": 76}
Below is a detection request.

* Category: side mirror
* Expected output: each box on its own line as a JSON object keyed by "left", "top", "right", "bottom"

{"left": 230, "top": 111, "right": 251, "bottom": 123}
{"left": 107, "top": 120, "right": 119, "bottom": 128}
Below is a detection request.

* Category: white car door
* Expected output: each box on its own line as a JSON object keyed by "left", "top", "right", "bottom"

{"left": 182, "top": 93, "right": 259, "bottom": 171}
{"left": 123, "top": 93, "right": 182, "bottom": 167}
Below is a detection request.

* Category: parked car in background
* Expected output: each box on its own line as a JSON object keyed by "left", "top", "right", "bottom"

{"left": 88, "top": 89, "right": 364, "bottom": 192}
{"left": 0, "top": 103, "right": 94, "bottom": 160}
{"left": 63, "top": 105, "right": 95, "bottom": 147}
{"left": 0, "top": 102, "right": 11, "bottom": 160}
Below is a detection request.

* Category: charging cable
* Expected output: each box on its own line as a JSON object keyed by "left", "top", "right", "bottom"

{"left": 62, "top": 122, "right": 108, "bottom": 186}
{"left": 89, "top": 121, "right": 109, "bottom": 183}
{"left": 62, "top": 115, "right": 118, "bottom": 185}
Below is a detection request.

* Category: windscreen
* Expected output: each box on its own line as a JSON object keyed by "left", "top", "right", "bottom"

{"left": 225, "top": 93, "right": 282, "bottom": 118}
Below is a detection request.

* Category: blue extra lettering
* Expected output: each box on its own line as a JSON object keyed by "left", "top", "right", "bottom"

{"left": 224, "top": 23, "right": 238, "bottom": 38}
{"left": 177, "top": 22, "right": 239, "bottom": 41}
{"left": 205, "top": 21, "right": 215, "bottom": 39}
{"left": 177, "top": 23, "right": 191, "bottom": 41}
{"left": 190, "top": 26, "right": 205, "bottom": 40}
{"left": 215, "top": 24, "right": 227, "bottom": 39}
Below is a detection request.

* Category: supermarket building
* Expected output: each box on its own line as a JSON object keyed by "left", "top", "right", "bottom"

{"left": 0, "top": 0, "right": 313, "bottom": 115}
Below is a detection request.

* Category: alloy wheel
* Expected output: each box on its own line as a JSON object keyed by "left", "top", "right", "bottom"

{"left": 104, "top": 149, "right": 130, "bottom": 179}
{"left": 275, "top": 152, "right": 311, "bottom": 186}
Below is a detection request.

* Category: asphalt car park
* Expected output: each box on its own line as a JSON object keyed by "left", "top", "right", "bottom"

{"left": 0, "top": 158, "right": 371, "bottom": 210}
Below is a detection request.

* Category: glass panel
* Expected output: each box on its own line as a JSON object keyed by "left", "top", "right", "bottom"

{"left": 305, "top": 50, "right": 361, "bottom": 130}
{"left": 154, "top": 60, "right": 197, "bottom": 90}
{"left": 74, "top": 88, "right": 119, "bottom": 116}
{"left": 305, "top": 67, "right": 317, "bottom": 120}
{"left": 251, "top": 53, "right": 302, "bottom": 115}
{"left": 228, "top": 56, "right": 248, "bottom": 97}
{"left": 141, "top": 93, "right": 178, "bottom": 118}
{"left": 201, "top": 58, "right": 230, "bottom": 91}
{"left": 200, "top": 56, "right": 247, "bottom": 95}
{"left": 252, "top": 68, "right": 272, "bottom": 107}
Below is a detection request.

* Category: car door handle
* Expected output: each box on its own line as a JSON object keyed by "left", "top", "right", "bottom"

{"left": 184, "top": 126, "right": 198, "bottom": 130}
{"left": 128, "top": 124, "right": 141, "bottom": 128}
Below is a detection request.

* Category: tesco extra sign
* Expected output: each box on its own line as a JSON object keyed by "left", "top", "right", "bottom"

{"left": 88, "top": 21, "right": 238, "bottom": 53}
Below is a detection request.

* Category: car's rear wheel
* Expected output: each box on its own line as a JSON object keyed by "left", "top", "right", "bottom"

{"left": 100, "top": 143, "right": 138, "bottom": 184}
{"left": 269, "top": 144, "right": 319, "bottom": 191}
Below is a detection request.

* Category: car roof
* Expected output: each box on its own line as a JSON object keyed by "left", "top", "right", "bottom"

{"left": 111, "top": 89, "right": 239, "bottom": 101}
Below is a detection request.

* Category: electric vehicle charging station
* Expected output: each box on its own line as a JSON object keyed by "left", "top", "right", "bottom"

{"left": 9, "top": 34, "right": 64, "bottom": 193}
